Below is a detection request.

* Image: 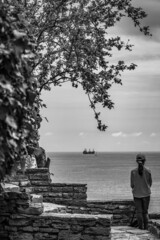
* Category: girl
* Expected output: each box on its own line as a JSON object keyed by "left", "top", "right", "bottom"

{"left": 130, "top": 153, "right": 152, "bottom": 229}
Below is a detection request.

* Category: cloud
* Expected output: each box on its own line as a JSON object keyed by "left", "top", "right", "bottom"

{"left": 150, "top": 132, "right": 156, "bottom": 137}
{"left": 79, "top": 132, "right": 85, "bottom": 137}
{"left": 112, "top": 132, "right": 142, "bottom": 137}
{"left": 45, "top": 132, "right": 53, "bottom": 136}
{"left": 131, "top": 132, "right": 142, "bottom": 137}
{"left": 112, "top": 132, "right": 127, "bottom": 137}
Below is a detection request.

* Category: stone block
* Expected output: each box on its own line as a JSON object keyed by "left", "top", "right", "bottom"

{"left": 73, "top": 193, "right": 87, "bottom": 200}
{"left": 25, "top": 168, "right": 49, "bottom": 174}
{"left": 52, "top": 223, "right": 70, "bottom": 229}
{"left": 22, "top": 226, "right": 39, "bottom": 232}
{"left": 61, "top": 186, "right": 74, "bottom": 193}
{"left": 62, "top": 193, "right": 74, "bottom": 199}
{"left": 82, "top": 235, "right": 110, "bottom": 240}
{"left": 73, "top": 186, "right": 87, "bottom": 193}
{"left": 50, "top": 186, "right": 63, "bottom": 192}
{"left": 30, "top": 180, "right": 51, "bottom": 186}
{"left": 28, "top": 173, "right": 50, "bottom": 180}
{"left": 16, "top": 199, "right": 30, "bottom": 206}
{"left": 84, "top": 226, "right": 110, "bottom": 236}
{"left": 5, "top": 226, "right": 17, "bottom": 232}
{"left": 150, "top": 213, "right": 160, "bottom": 219}
{"left": 33, "top": 186, "right": 51, "bottom": 192}
{"left": 9, "top": 232, "right": 33, "bottom": 240}
{"left": 30, "top": 194, "right": 43, "bottom": 203}
{"left": 47, "top": 192, "right": 63, "bottom": 197}
{"left": 33, "top": 219, "right": 52, "bottom": 226}
{"left": 34, "top": 233, "right": 57, "bottom": 240}
{"left": 17, "top": 202, "right": 44, "bottom": 215}
{"left": 69, "top": 233, "right": 81, "bottom": 240}
{"left": 3, "top": 183, "right": 20, "bottom": 192}
{"left": 39, "top": 227, "right": 59, "bottom": 233}
{"left": 58, "top": 230, "right": 70, "bottom": 240}
{"left": 71, "top": 225, "right": 83, "bottom": 233}
{"left": 19, "top": 181, "right": 31, "bottom": 187}
{"left": 9, "top": 219, "right": 31, "bottom": 226}
{"left": 21, "top": 187, "right": 34, "bottom": 193}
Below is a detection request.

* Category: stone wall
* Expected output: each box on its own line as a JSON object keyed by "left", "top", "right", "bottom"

{"left": 17, "top": 168, "right": 136, "bottom": 225}
{"left": 18, "top": 169, "right": 87, "bottom": 206}
{"left": 0, "top": 191, "right": 112, "bottom": 240}
{"left": 64, "top": 200, "right": 135, "bottom": 226}
{"left": 7, "top": 213, "right": 112, "bottom": 240}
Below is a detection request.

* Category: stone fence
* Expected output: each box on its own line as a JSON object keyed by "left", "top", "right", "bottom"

{"left": 62, "top": 200, "right": 135, "bottom": 226}
{"left": 16, "top": 168, "right": 135, "bottom": 225}
{"left": 0, "top": 191, "right": 112, "bottom": 240}
{"left": 18, "top": 169, "right": 87, "bottom": 206}
{"left": 15, "top": 168, "right": 136, "bottom": 225}
{"left": 1, "top": 168, "right": 160, "bottom": 239}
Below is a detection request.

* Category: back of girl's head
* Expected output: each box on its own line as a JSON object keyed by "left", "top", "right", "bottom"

{"left": 136, "top": 153, "right": 146, "bottom": 176}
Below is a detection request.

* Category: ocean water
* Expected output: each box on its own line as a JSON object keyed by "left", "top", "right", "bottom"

{"left": 47, "top": 152, "right": 160, "bottom": 213}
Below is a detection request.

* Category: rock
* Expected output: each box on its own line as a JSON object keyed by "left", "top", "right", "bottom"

{"left": 30, "top": 194, "right": 43, "bottom": 203}
{"left": 9, "top": 232, "right": 33, "bottom": 240}
{"left": 2, "top": 183, "right": 19, "bottom": 192}
{"left": 17, "top": 202, "right": 44, "bottom": 215}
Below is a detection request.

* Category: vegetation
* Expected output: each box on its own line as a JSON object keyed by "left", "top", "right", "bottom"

{"left": 0, "top": 0, "right": 150, "bottom": 179}
{"left": 0, "top": 2, "right": 38, "bottom": 178}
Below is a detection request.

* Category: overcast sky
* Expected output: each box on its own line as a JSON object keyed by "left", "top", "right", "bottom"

{"left": 39, "top": 0, "right": 160, "bottom": 152}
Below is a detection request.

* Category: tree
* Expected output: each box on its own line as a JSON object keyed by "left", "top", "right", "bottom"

{"left": 24, "top": 0, "right": 150, "bottom": 130}
{"left": 0, "top": 0, "right": 150, "bottom": 179}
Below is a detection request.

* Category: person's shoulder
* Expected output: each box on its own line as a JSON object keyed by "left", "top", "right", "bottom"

{"left": 144, "top": 167, "right": 151, "bottom": 174}
{"left": 131, "top": 168, "right": 137, "bottom": 173}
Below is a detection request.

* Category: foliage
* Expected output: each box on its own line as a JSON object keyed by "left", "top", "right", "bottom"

{"left": 0, "top": 2, "right": 38, "bottom": 178}
{"left": 0, "top": 0, "right": 150, "bottom": 179}
{"left": 25, "top": 0, "right": 150, "bottom": 130}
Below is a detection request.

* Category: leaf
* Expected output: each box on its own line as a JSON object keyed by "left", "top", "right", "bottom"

{"left": 0, "top": 81, "right": 13, "bottom": 92}
{"left": 0, "top": 151, "right": 5, "bottom": 162}
{"left": 5, "top": 116, "right": 18, "bottom": 130}
{"left": 27, "top": 90, "right": 37, "bottom": 104}
{"left": 8, "top": 139, "right": 18, "bottom": 148}
{"left": 0, "top": 107, "right": 7, "bottom": 120}
{"left": 13, "top": 30, "right": 26, "bottom": 39}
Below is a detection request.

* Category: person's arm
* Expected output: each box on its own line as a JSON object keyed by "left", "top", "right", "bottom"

{"left": 149, "top": 171, "right": 152, "bottom": 187}
{"left": 130, "top": 170, "right": 134, "bottom": 189}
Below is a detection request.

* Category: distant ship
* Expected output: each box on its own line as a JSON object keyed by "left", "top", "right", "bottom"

{"left": 83, "top": 149, "right": 96, "bottom": 154}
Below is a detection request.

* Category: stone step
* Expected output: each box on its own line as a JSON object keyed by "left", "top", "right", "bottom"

{"left": 43, "top": 202, "right": 67, "bottom": 213}
{"left": 149, "top": 219, "right": 160, "bottom": 239}
{"left": 111, "top": 226, "right": 159, "bottom": 239}
{"left": 2, "top": 183, "right": 20, "bottom": 192}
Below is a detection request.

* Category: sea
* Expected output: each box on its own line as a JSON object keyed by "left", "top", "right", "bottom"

{"left": 47, "top": 152, "right": 160, "bottom": 213}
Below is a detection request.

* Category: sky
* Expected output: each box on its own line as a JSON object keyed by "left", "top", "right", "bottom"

{"left": 39, "top": 0, "right": 160, "bottom": 152}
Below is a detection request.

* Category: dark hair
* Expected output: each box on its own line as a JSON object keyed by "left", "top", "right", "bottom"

{"left": 138, "top": 162, "right": 144, "bottom": 176}
{"left": 136, "top": 153, "right": 146, "bottom": 176}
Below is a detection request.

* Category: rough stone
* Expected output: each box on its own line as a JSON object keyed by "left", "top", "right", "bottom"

{"left": 84, "top": 226, "right": 110, "bottom": 236}
{"left": 39, "top": 227, "right": 59, "bottom": 233}
{"left": 9, "top": 232, "right": 33, "bottom": 240}
{"left": 30, "top": 194, "right": 43, "bottom": 203}
{"left": 25, "top": 168, "right": 49, "bottom": 174}
{"left": 2, "top": 183, "right": 20, "bottom": 192}
{"left": 111, "top": 226, "right": 159, "bottom": 240}
{"left": 30, "top": 180, "right": 51, "bottom": 186}
{"left": 69, "top": 233, "right": 81, "bottom": 240}
{"left": 9, "top": 219, "right": 31, "bottom": 226}
{"left": 58, "top": 230, "right": 70, "bottom": 240}
{"left": 28, "top": 173, "right": 50, "bottom": 180}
